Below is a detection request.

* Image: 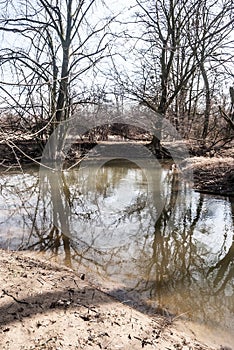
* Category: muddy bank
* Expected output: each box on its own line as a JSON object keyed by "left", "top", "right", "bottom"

{"left": 181, "top": 156, "right": 234, "bottom": 197}
{"left": 0, "top": 249, "right": 228, "bottom": 350}
{"left": 0, "top": 140, "right": 97, "bottom": 166}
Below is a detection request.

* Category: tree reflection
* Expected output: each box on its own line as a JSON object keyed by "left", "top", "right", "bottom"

{"left": 128, "top": 180, "right": 234, "bottom": 328}
{"left": 130, "top": 180, "right": 206, "bottom": 314}
{"left": 0, "top": 162, "right": 233, "bottom": 331}
{"left": 207, "top": 195, "right": 234, "bottom": 295}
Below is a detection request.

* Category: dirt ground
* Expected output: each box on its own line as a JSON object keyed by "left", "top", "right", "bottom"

{"left": 1, "top": 249, "right": 230, "bottom": 350}
{"left": 180, "top": 146, "right": 234, "bottom": 196}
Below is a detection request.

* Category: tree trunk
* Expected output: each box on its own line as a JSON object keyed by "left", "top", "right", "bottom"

{"left": 200, "top": 63, "right": 211, "bottom": 140}
{"left": 148, "top": 134, "right": 161, "bottom": 153}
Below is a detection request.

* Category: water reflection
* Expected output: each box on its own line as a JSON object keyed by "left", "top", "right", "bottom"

{"left": 0, "top": 160, "right": 233, "bottom": 337}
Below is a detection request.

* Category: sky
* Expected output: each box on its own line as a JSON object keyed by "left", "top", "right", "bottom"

{"left": 0, "top": 0, "right": 233, "bottom": 111}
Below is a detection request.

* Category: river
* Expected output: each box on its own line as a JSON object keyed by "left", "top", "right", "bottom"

{"left": 0, "top": 158, "right": 233, "bottom": 343}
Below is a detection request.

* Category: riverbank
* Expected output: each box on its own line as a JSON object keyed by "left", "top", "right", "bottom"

{"left": 1, "top": 139, "right": 233, "bottom": 197}
{"left": 1, "top": 248, "right": 231, "bottom": 350}
{"left": 180, "top": 146, "right": 234, "bottom": 197}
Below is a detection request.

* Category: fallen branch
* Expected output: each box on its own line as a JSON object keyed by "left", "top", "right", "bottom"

{"left": 219, "top": 106, "right": 234, "bottom": 131}
{"left": 2, "top": 289, "right": 29, "bottom": 305}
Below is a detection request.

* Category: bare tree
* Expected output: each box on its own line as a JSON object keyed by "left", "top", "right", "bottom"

{"left": 0, "top": 0, "right": 112, "bottom": 144}
{"left": 112, "top": 0, "right": 233, "bottom": 152}
{"left": 186, "top": 0, "right": 234, "bottom": 139}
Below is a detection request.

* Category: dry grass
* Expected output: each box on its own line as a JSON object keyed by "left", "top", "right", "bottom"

{"left": 180, "top": 154, "right": 234, "bottom": 196}
{"left": 181, "top": 156, "right": 234, "bottom": 171}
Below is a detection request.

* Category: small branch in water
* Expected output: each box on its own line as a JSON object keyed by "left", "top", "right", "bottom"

{"left": 171, "top": 311, "right": 190, "bottom": 322}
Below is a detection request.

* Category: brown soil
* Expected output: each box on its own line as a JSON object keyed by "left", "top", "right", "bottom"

{"left": 181, "top": 153, "right": 234, "bottom": 196}
{"left": 0, "top": 140, "right": 97, "bottom": 166}
{"left": 0, "top": 249, "right": 225, "bottom": 350}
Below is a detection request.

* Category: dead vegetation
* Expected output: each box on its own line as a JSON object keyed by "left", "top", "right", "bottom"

{"left": 181, "top": 151, "right": 234, "bottom": 196}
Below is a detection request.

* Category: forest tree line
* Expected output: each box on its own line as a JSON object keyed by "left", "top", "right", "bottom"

{"left": 0, "top": 0, "right": 233, "bottom": 154}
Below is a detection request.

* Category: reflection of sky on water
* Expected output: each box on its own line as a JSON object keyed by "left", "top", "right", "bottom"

{"left": 68, "top": 165, "right": 151, "bottom": 249}
{"left": 194, "top": 197, "right": 233, "bottom": 260}
{"left": 0, "top": 165, "right": 233, "bottom": 258}
{"left": 0, "top": 162, "right": 233, "bottom": 338}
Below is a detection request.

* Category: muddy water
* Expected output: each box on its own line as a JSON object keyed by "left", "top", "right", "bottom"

{"left": 0, "top": 159, "right": 233, "bottom": 344}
